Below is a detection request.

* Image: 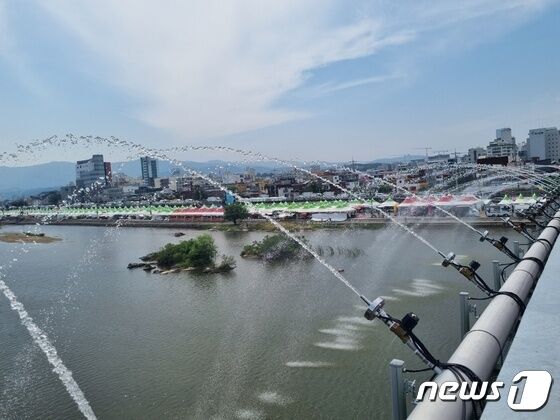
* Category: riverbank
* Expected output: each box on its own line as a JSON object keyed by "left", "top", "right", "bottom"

{"left": 0, "top": 231, "right": 61, "bottom": 243}
{"left": 1, "top": 216, "right": 529, "bottom": 231}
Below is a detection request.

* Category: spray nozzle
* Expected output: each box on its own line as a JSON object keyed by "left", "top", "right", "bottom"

{"left": 469, "top": 260, "right": 481, "bottom": 271}
{"left": 441, "top": 252, "right": 456, "bottom": 267}
{"left": 491, "top": 236, "right": 508, "bottom": 251}
{"left": 363, "top": 297, "right": 385, "bottom": 320}
{"left": 401, "top": 312, "right": 419, "bottom": 333}
{"left": 458, "top": 260, "right": 481, "bottom": 280}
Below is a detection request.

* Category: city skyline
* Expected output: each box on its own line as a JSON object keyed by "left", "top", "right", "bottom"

{"left": 1, "top": 1, "right": 560, "bottom": 163}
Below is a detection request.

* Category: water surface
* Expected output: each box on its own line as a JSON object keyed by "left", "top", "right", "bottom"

{"left": 0, "top": 224, "right": 520, "bottom": 419}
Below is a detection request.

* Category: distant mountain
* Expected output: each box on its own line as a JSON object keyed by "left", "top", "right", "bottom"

{"left": 0, "top": 155, "right": 424, "bottom": 199}
{"left": 0, "top": 162, "right": 76, "bottom": 199}
{"left": 370, "top": 154, "right": 425, "bottom": 164}
{"left": 110, "top": 159, "right": 283, "bottom": 178}
{"left": 0, "top": 159, "right": 283, "bottom": 199}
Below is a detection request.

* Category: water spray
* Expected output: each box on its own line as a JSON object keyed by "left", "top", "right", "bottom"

{"left": 353, "top": 166, "right": 526, "bottom": 262}
{"left": 2, "top": 134, "right": 474, "bottom": 384}
{"left": 477, "top": 230, "right": 520, "bottom": 262}
{"left": 438, "top": 251, "right": 526, "bottom": 313}
{"left": 168, "top": 144, "right": 530, "bottom": 265}
{"left": 502, "top": 217, "right": 536, "bottom": 243}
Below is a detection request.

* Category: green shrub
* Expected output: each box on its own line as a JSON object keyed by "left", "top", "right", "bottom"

{"left": 152, "top": 234, "right": 218, "bottom": 269}
{"left": 241, "top": 234, "right": 310, "bottom": 262}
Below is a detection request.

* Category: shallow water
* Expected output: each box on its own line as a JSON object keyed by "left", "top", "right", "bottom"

{"left": 0, "top": 224, "right": 521, "bottom": 419}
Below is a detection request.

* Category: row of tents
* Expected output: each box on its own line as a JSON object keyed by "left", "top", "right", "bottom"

{"left": 2, "top": 193, "right": 542, "bottom": 221}
{"left": 497, "top": 194, "right": 539, "bottom": 207}
{"left": 2, "top": 205, "right": 225, "bottom": 219}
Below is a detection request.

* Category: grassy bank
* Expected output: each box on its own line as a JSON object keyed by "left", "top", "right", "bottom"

{"left": 0, "top": 232, "right": 61, "bottom": 244}
{"left": 1, "top": 216, "right": 520, "bottom": 231}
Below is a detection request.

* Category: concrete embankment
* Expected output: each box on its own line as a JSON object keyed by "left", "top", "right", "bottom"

{"left": 1, "top": 216, "right": 528, "bottom": 231}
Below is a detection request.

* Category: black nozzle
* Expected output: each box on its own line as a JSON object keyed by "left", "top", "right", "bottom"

{"left": 499, "top": 236, "right": 508, "bottom": 244}
{"left": 469, "top": 260, "right": 481, "bottom": 272}
{"left": 401, "top": 312, "right": 419, "bottom": 333}
{"left": 364, "top": 308, "right": 376, "bottom": 321}
{"left": 479, "top": 236, "right": 485, "bottom": 242}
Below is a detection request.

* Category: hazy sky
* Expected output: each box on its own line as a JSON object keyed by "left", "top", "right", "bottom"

{"left": 1, "top": 0, "right": 559, "bottom": 163}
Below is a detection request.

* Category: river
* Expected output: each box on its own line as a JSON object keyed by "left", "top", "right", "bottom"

{"left": 0, "top": 223, "right": 520, "bottom": 419}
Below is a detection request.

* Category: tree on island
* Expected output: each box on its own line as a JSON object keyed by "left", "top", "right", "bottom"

{"left": 140, "top": 234, "right": 235, "bottom": 272}
{"left": 241, "top": 234, "right": 312, "bottom": 262}
{"left": 224, "top": 202, "right": 249, "bottom": 225}
{"left": 155, "top": 234, "right": 217, "bottom": 268}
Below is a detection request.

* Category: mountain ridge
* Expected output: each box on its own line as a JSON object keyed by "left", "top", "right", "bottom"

{"left": 0, "top": 155, "right": 423, "bottom": 199}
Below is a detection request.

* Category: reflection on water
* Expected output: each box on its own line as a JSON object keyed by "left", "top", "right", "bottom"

{"left": 0, "top": 224, "right": 517, "bottom": 419}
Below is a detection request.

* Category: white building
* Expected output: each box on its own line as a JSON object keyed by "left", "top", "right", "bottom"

{"left": 76, "top": 154, "right": 108, "bottom": 188}
{"left": 153, "top": 177, "right": 179, "bottom": 190}
{"left": 486, "top": 128, "right": 517, "bottom": 160}
{"left": 526, "top": 127, "right": 560, "bottom": 162}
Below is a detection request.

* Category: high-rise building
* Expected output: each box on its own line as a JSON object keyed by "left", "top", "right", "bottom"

{"left": 526, "top": 127, "right": 560, "bottom": 162}
{"left": 486, "top": 128, "right": 518, "bottom": 160}
{"left": 76, "top": 154, "right": 109, "bottom": 188}
{"left": 140, "top": 156, "right": 159, "bottom": 186}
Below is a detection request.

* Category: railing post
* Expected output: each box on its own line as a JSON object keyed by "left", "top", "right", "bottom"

{"left": 389, "top": 359, "right": 407, "bottom": 420}
{"left": 513, "top": 240, "right": 522, "bottom": 258}
{"left": 459, "top": 292, "right": 470, "bottom": 339}
{"left": 492, "top": 260, "right": 501, "bottom": 290}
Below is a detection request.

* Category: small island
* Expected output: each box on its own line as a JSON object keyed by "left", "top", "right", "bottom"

{"left": 129, "top": 234, "right": 236, "bottom": 274}
{"left": 240, "top": 234, "right": 312, "bottom": 262}
{"left": 0, "top": 232, "right": 61, "bottom": 244}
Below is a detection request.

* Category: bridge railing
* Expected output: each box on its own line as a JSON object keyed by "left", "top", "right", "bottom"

{"left": 408, "top": 209, "right": 560, "bottom": 420}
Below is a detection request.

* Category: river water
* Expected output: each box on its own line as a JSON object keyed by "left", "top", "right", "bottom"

{"left": 0, "top": 223, "right": 520, "bottom": 419}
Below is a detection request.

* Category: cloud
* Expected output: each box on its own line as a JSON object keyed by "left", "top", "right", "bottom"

{"left": 35, "top": 0, "right": 554, "bottom": 143}
{"left": 300, "top": 73, "right": 404, "bottom": 98}
{"left": 38, "top": 0, "right": 413, "bottom": 140}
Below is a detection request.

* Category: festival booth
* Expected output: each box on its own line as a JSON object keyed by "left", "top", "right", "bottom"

{"left": 498, "top": 195, "right": 513, "bottom": 208}
{"left": 252, "top": 200, "right": 359, "bottom": 221}
{"left": 396, "top": 194, "right": 481, "bottom": 217}
{"left": 378, "top": 197, "right": 398, "bottom": 214}
{"left": 170, "top": 206, "right": 225, "bottom": 222}
{"left": 431, "top": 194, "right": 479, "bottom": 217}
{"left": 395, "top": 196, "right": 427, "bottom": 216}
{"left": 511, "top": 193, "right": 538, "bottom": 212}
{"left": 433, "top": 194, "right": 483, "bottom": 217}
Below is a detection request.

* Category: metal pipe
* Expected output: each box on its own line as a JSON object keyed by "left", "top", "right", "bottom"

{"left": 389, "top": 359, "right": 407, "bottom": 420}
{"left": 408, "top": 211, "right": 560, "bottom": 420}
